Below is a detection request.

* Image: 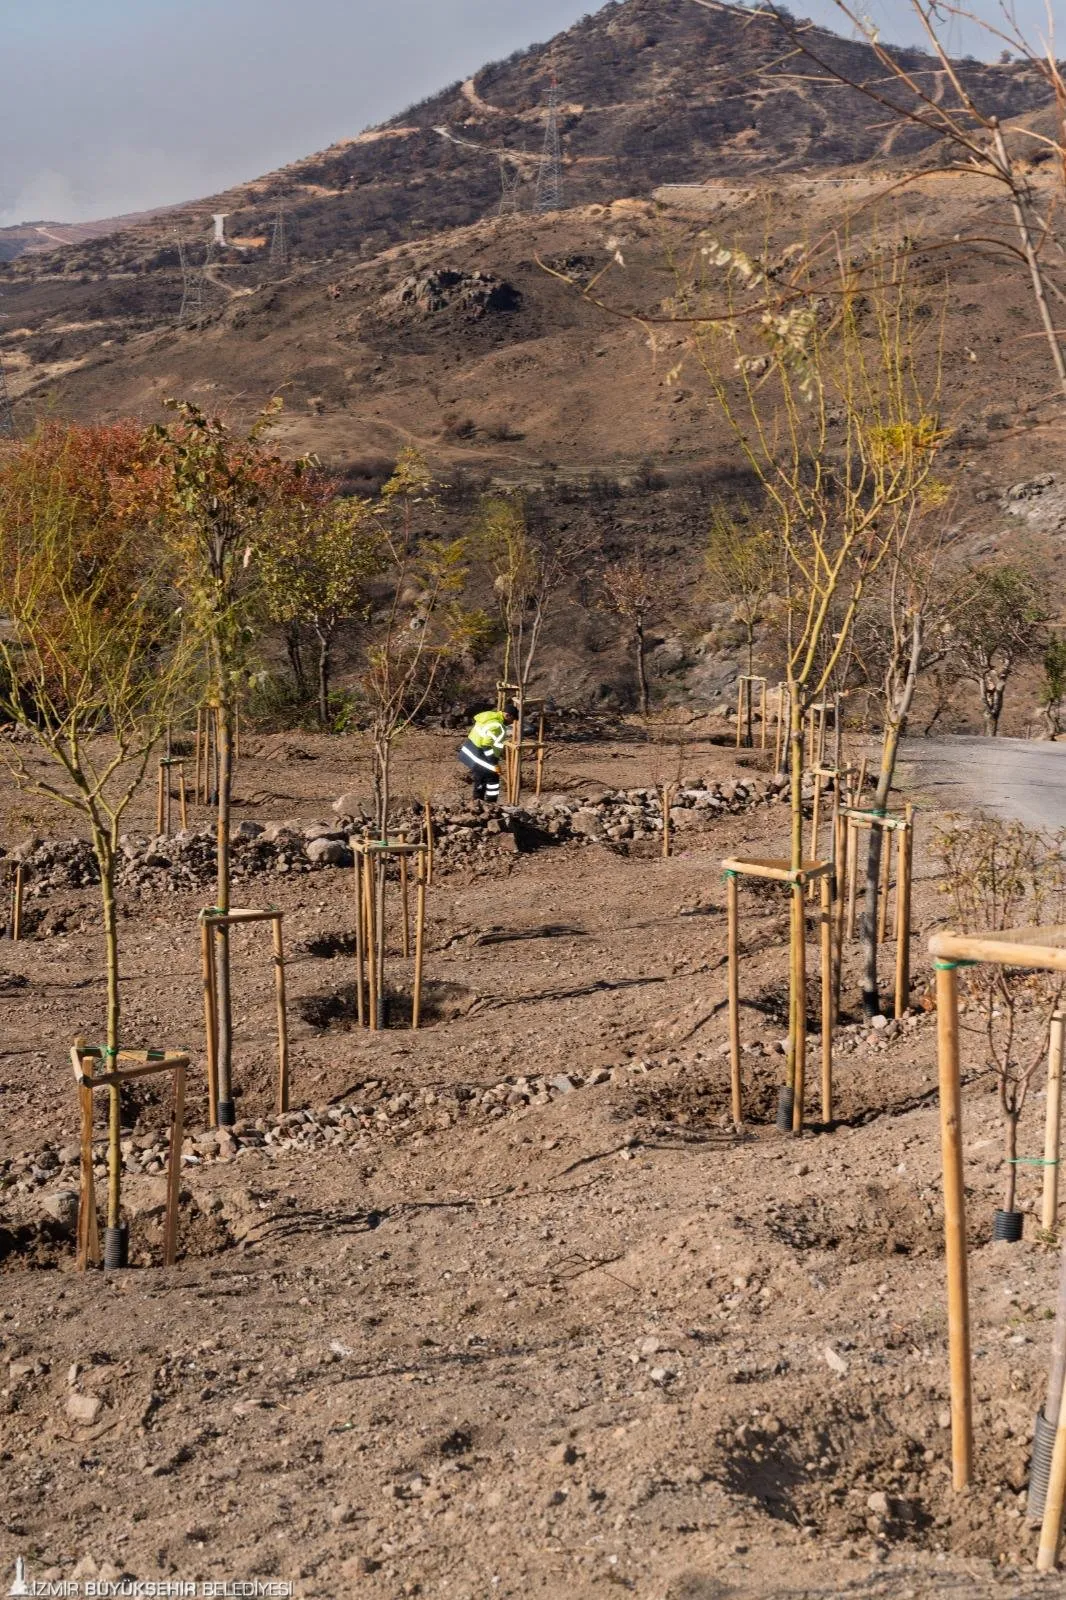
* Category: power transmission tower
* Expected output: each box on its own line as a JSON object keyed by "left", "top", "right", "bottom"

{"left": 535, "top": 76, "right": 563, "bottom": 213}
{"left": 498, "top": 158, "right": 522, "bottom": 217}
{"left": 176, "top": 237, "right": 203, "bottom": 326}
{"left": 0, "top": 356, "right": 15, "bottom": 439}
{"left": 0, "top": 299, "right": 15, "bottom": 438}
{"left": 270, "top": 204, "right": 288, "bottom": 269}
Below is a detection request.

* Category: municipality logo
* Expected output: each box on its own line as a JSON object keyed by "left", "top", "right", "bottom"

{"left": 8, "top": 1559, "right": 30, "bottom": 1597}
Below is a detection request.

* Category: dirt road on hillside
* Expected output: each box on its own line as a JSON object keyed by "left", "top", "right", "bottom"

{"left": 898, "top": 736, "right": 1066, "bottom": 830}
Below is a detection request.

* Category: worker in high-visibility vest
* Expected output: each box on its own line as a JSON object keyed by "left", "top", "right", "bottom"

{"left": 457, "top": 702, "right": 517, "bottom": 802}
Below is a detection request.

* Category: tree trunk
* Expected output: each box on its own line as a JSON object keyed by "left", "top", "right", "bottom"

{"left": 215, "top": 698, "right": 235, "bottom": 1124}
{"left": 315, "top": 627, "right": 331, "bottom": 729}
{"left": 374, "top": 737, "right": 391, "bottom": 841}
{"left": 981, "top": 674, "right": 1004, "bottom": 737}
{"left": 1004, "top": 1107, "right": 1019, "bottom": 1213}
{"left": 861, "top": 616, "right": 922, "bottom": 1017}
{"left": 92, "top": 825, "right": 123, "bottom": 1231}
{"left": 635, "top": 618, "right": 649, "bottom": 717}
{"left": 786, "top": 687, "right": 805, "bottom": 1097}
{"left": 285, "top": 623, "right": 307, "bottom": 699}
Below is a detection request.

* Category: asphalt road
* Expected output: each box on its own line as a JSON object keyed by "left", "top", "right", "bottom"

{"left": 897, "top": 736, "right": 1066, "bottom": 831}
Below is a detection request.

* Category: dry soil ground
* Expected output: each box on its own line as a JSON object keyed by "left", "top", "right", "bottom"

{"left": 0, "top": 725, "right": 1063, "bottom": 1599}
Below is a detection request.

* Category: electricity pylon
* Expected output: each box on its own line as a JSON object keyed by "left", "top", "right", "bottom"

{"left": 0, "top": 356, "right": 14, "bottom": 439}
{"left": 535, "top": 76, "right": 563, "bottom": 213}
{"left": 498, "top": 158, "right": 522, "bottom": 217}
{"left": 270, "top": 204, "right": 288, "bottom": 269}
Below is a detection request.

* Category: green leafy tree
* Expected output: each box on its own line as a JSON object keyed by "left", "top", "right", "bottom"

{"left": 0, "top": 422, "right": 196, "bottom": 1245}
{"left": 259, "top": 490, "right": 383, "bottom": 727}
{"left": 948, "top": 561, "right": 1051, "bottom": 736}
{"left": 1041, "top": 636, "right": 1066, "bottom": 739}
{"left": 150, "top": 398, "right": 304, "bottom": 1126}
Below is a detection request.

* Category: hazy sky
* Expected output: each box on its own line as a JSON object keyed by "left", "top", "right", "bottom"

{"left": 0, "top": 0, "right": 1054, "bottom": 226}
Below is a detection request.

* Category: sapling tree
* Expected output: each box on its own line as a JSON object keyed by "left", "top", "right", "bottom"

{"left": 602, "top": 552, "right": 662, "bottom": 715}
{"left": 150, "top": 399, "right": 303, "bottom": 1125}
{"left": 0, "top": 422, "right": 195, "bottom": 1248}
{"left": 684, "top": 255, "right": 943, "bottom": 1108}
{"left": 361, "top": 449, "right": 486, "bottom": 836}
{"left": 472, "top": 493, "right": 572, "bottom": 700}
{"left": 848, "top": 497, "right": 956, "bottom": 1012}
{"left": 935, "top": 816, "right": 1066, "bottom": 1213}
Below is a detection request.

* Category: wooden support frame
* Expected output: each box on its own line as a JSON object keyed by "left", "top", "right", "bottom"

{"left": 156, "top": 758, "right": 188, "bottom": 837}
{"left": 6, "top": 861, "right": 23, "bottom": 941}
{"left": 497, "top": 680, "right": 524, "bottom": 805}
{"left": 1044, "top": 1011, "right": 1065, "bottom": 1234}
{"left": 929, "top": 926, "right": 1066, "bottom": 1564}
{"left": 722, "top": 856, "right": 834, "bottom": 1131}
{"left": 735, "top": 675, "right": 768, "bottom": 750}
{"left": 840, "top": 804, "right": 916, "bottom": 1018}
{"left": 771, "top": 683, "right": 790, "bottom": 772}
{"left": 200, "top": 907, "right": 289, "bottom": 1126}
{"left": 71, "top": 1043, "right": 189, "bottom": 1271}
{"left": 352, "top": 839, "right": 428, "bottom": 1032}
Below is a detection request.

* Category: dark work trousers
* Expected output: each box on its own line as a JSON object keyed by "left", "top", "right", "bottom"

{"left": 458, "top": 739, "right": 501, "bottom": 801}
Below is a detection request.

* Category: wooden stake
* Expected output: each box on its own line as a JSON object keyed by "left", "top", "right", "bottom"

{"left": 194, "top": 708, "right": 203, "bottom": 802}
{"left": 375, "top": 851, "right": 387, "bottom": 1029}
{"left": 820, "top": 872, "right": 833, "bottom": 1124}
{"left": 1045, "top": 1011, "right": 1065, "bottom": 1234}
{"left": 364, "top": 849, "right": 379, "bottom": 1033}
{"left": 353, "top": 854, "right": 366, "bottom": 1029}
{"left": 791, "top": 886, "right": 807, "bottom": 1134}
{"left": 735, "top": 679, "right": 744, "bottom": 748}
{"left": 424, "top": 802, "right": 435, "bottom": 886}
{"left": 773, "top": 687, "right": 785, "bottom": 772}
{"left": 759, "top": 680, "right": 767, "bottom": 750}
{"left": 833, "top": 804, "right": 846, "bottom": 1021}
{"left": 726, "top": 872, "right": 742, "bottom": 1128}
{"left": 163, "top": 1064, "right": 185, "bottom": 1267}
{"left": 156, "top": 762, "right": 166, "bottom": 835}
{"left": 535, "top": 713, "right": 546, "bottom": 796}
{"left": 412, "top": 851, "right": 427, "bottom": 1031}
{"left": 809, "top": 774, "right": 823, "bottom": 901}
{"left": 75, "top": 1043, "right": 99, "bottom": 1271}
{"left": 399, "top": 835, "right": 410, "bottom": 958}
{"left": 876, "top": 824, "right": 891, "bottom": 944}
{"left": 11, "top": 863, "right": 23, "bottom": 941}
{"left": 935, "top": 959, "right": 973, "bottom": 1491}
{"left": 1037, "top": 1357, "right": 1066, "bottom": 1570}
{"left": 200, "top": 921, "right": 219, "bottom": 1128}
{"left": 272, "top": 915, "right": 289, "bottom": 1114}
{"left": 178, "top": 765, "right": 188, "bottom": 831}
{"left": 846, "top": 818, "right": 860, "bottom": 942}
{"left": 894, "top": 807, "right": 914, "bottom": 1019}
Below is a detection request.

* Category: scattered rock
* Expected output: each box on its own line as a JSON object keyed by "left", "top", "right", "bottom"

{"left": 66, "top": 1392, "right": 103, "bottom": 1426}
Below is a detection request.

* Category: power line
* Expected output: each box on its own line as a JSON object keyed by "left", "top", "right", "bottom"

{"left": 535, "top": 76, "right": 563, "bottom": 213}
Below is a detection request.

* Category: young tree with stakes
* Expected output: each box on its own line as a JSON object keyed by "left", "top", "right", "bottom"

{"left": 362, "top": 449, "right": 485, "bottom": 838}
{"left": 151, "top": 398, "right": 303, "bottom": 1127}
{"left": 0, "top": 423, "right": 196, "bottom": 1262}
{"left": 935, "top": 817, "right": 1066, "bottom": 1217}
{"left": 684, "top": 252, "right": 944, "bottom": 1113}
